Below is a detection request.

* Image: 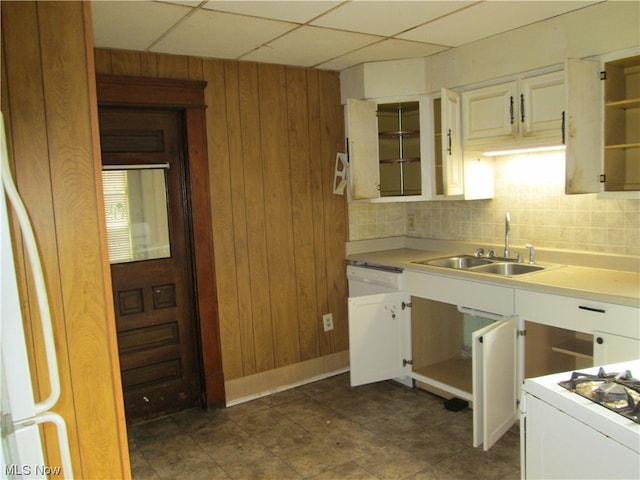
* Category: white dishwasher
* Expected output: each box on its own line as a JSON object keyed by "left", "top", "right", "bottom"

{"left": 346, "top": 264, "right": 413, "bottom": 387}
{"left": 347, "top": 264, "right": 404, "bottom": 296}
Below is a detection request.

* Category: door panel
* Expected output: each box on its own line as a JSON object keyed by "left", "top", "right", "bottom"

{"left": 346, "top": 99, "right": 380, "bottom": 200}
{"left": 100, "top": 108, "right": 202, "bottom": 423}
{"left": 473, "top": 316, "right": 519, "bottom": 450}
{"left": 348, "top": 292, "right": 411, "bottom": 386}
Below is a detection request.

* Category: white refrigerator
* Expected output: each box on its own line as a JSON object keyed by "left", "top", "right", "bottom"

{"left": 0, "top": 113, "right": 73, "bottom": 478}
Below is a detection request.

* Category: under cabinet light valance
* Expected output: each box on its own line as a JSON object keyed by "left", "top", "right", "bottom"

{"left": 482, "top": 145, "right": 566, "bottom": 157}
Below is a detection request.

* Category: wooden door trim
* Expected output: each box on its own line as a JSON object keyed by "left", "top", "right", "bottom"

{"left": 97, "top": 75, "right": 225, "bottom": 407}
{"left": 97, "top": 74, "right": 207, "bottom": 108}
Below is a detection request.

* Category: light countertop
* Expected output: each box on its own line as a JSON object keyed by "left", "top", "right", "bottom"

{"left": 347, "top": 245, "right": 640, "bottom": 308}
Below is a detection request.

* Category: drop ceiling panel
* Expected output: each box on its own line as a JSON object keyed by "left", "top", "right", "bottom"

{"left": 91, "top": 1, "right": 192, "bottom": 50}
{"left": 241, "top": 25, "right": 381, "bottom": 68}
{"left": 318, "top": 38, "right": 447, "bottom": 71}
{"left": 90, "top": 0, "right": 604, "bottom": 71}
{"left": 311, "top": 0, "right": 474, "bottom": 37}
{"left": 203, "top": 0, "right": 342, "bottom": 23}
{"left": 399, "top": 1, "right": 595, "bottom": 47}
{"left": 152, "top": 9, "right": 297, "bottom": 59}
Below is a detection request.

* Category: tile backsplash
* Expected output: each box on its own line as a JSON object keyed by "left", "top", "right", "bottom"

{"left": 348, "top": 152, "right": 640, "bottom": 257}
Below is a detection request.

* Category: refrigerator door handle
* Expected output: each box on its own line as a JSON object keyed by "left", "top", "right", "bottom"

{"left": 14, "top": 412, "right": 74, "bottom": 478}
{"left": 0, "top": 114, "right": 60, "bottom": 414}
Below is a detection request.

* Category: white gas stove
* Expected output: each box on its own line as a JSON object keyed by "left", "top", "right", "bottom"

{"left": 521, "top": 360, "right": 640, "bottom": 479}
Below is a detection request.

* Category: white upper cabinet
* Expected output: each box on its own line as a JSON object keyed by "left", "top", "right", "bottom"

{"left": 346, "top": 99, "right": 381, "bottom": 200}
{"left": 520, "top": 71, "right": 565, "bottom": 139}
{"left": 439, "top": 88, "right": 464, "bottom": 197}
{"left": 565, "top": 52, "right": 640, "bottom": 194}
{"left": 462, "top": 71, "right": 565, "bottom": 150}
{"left": 346, "top": 91, "right": 493, "bottom": 202}
{"left": 346, "top": 96, "right": 432, "bottom": 202}
{"left": 564, "top": 58, "right": 603, "bottom": 194}
{"left": 462, "top": 81, "right": 517, "bottom": 146}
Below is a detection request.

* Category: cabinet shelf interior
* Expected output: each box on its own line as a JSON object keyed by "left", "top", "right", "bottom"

{"left": 605, "top": 98, "right": 640, "bottom": 109}
{"left": 551, "top": 338, "right": 593, "bottom": 361}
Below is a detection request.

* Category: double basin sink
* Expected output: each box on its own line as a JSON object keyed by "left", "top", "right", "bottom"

{"left": 412, "top": 254, "right": 558, "bottom": 276}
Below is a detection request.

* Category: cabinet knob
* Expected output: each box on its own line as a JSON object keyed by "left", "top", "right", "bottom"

{"left": 596, "top": 337, "right": 604, "bottom": 345}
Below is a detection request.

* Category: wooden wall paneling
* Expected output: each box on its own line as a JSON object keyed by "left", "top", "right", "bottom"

{"left": 2, "top": 1, "right": 81, "bottom": 475}
{"left": 319, "top": 71, "right": 349, "bottom": 352}
{"left": 224, "top": 61, "right": 256, "bottom": 376}
{"left": 82, "top": 1, "right": 130, "bottom": 466}
{"left": 37, "top": 2, "right": 127, "bottom": 476}
{"left": 286, "top": 67, "right": 321, "bottom": 361}
{"left": 258, "top": 63, "right": 300, "bottom": 368}
{"left": 203, "top": 59, "right": 243, "bottom": 380}
{"left": 96, "top": 47, "right": 350, "bottom": 386}
{"left": 110, "top": 49, "right": 142, "bottom": 76}
{"left": 94, "top": 48, "right": 113, "bottom": 75}
{"left": 189, "top": 56, "right": 204, "bottom": 81}
{"left": 157, "top": 52, "right": 190, "bottom": 79}
{"left": 306, "top": 69, "right": 332, "bottom": 356}
{"left": 238, "top": 61, "right": 275, "bottom": 374}
{"left": 140, "top": 52, "right": 159, "bottom": 78}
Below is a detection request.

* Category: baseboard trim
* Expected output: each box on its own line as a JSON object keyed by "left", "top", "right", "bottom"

{"left": 224, "top": 350, "right": 350, "bottom": 407}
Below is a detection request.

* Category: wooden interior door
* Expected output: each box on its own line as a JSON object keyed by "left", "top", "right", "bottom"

{"left": 99, "top": 107, "right": 202, "bottom": 423}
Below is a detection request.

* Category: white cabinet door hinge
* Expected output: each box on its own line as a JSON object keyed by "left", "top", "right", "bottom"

{"left": 403, "top": 359, "right": 413, "bottom": 366}
{"left": 517, "top": 329, "right": 527, "bottom": 337}
{"left": 402, "top": 301, "right": 412, "bottom": 310}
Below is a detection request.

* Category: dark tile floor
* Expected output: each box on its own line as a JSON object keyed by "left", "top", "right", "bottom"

{"left": 128, "top": 373, "right": 520, "bottom": 479}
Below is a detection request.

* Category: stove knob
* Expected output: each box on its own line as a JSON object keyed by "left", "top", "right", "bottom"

{"left": 596, "top": 336, "right": 604, "bottom": 344}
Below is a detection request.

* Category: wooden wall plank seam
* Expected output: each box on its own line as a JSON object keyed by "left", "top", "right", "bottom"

{"left": 203, "top": 58, "right": 244, "bottom": 380}
{"left": 239, "top": 62, "right": 275, "bottom": 374}
{"left": 223, "top": 61, "right": 257, "bottom": 376}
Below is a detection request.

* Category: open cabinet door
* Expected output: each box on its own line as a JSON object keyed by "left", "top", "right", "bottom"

{"left": 441, "top": 88, "right": 464, "bottom": 197}
{"left": 346, "top": 99, "right": 380, "bottom": 200}
{"left": 472, "top": 316, "right": 519, "bottom": 450}
{"left": 348, "top": 292, "right": 411, "bottom": 386}
{"left": 565, "top": 58, "right": 602, "bottom": 194}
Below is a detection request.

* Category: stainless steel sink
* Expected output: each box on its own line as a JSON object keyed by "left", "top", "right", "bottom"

{"left": 412, "top": 253, "right": 560, "bottom": 276}
{"left": 469, "top": 262, "right": 545, "bottom": 276}
{"left": 413, "top": 255, "right": 492, "bottom": 269}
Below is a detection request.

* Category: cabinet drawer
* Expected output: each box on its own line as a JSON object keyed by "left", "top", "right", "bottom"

{"left": 405, "top": 271, "right": 514, "bottom": 315}
{"left": 515, "top": 289, "right": 640, "bottom": 338}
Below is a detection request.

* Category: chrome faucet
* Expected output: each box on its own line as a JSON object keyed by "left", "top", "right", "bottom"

{"left": 525, "top": 243, "right": 536, "bottom": 264}
{"left": 504, "top": 212, "right": 511, "bottom": 258}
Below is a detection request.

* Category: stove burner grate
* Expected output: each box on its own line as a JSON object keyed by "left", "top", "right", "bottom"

{"left": 558, "top": 367, "right": 640, "bottom": 424}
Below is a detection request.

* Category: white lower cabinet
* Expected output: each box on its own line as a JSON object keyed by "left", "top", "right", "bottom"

{"left": 348, "top": 271, "right": 639, "bottom": 454}
{"left": 593, "top": 331, "right": 640, "bottom": 365}
{"left": 348, "top": 292, "right": 412, "bottom": 386}
{"left": 516, "top": 289, "right": 640, "bottom": 371}
{"left": 348, "top": 291, "right": 520, "bottom": 451}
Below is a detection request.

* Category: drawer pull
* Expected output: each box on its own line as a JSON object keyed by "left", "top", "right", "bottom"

{"left": 578, "top": 305, "right": 606, "bottom": 314}
{"left": 596, "top": 337, "right": 604, "bottom": 344}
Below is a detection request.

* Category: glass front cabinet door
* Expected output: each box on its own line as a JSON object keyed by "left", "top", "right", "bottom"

{"left": 346, "top": 96, "right": 431, "bottom": 201}
{"left": 346, "top": 91, "right": 487, "bottom": 202}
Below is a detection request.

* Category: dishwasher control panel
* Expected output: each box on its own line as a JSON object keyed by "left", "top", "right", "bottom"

{"left": 347, "top": 264, "right": 404, "bottom": 294}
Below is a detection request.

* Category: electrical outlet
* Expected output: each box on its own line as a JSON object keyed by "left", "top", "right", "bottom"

{"left": 407, "top": 213, "right": 416, "bottom": 231}
{"left": 322, "top": 313, "right": 334, "bottom": 332}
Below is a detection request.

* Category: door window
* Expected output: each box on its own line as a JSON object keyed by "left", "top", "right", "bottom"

{"left": 102, "top": 168, "right": 170, "bottom": 264}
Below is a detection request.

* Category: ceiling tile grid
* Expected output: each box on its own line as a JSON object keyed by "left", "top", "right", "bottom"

{"left": 91, "top": 0, "right": 601, "bottom": 71}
